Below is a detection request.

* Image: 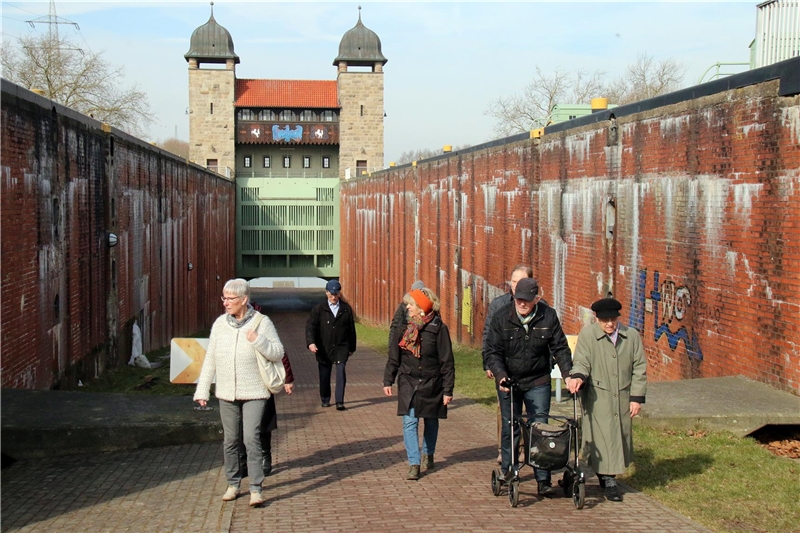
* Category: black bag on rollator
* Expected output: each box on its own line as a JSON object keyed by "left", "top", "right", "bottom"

{"left": 521, "top": 420, "right": 572, "bottom": 471}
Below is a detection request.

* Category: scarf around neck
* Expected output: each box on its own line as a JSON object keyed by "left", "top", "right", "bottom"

{"left": 226, "top": 304, "right": 256, "bottom": 329}
{"left": 399, "top": 312, "right": 435, "bottom": 358}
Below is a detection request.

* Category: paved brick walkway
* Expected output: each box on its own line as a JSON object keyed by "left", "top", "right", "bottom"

{"left": 1, "top": 310, "right": 711, "bottom": 533}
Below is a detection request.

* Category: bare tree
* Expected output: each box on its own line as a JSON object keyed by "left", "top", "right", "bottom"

{"left": 2, "top": 32, "right": 154, "bottom": 137}
{"left": 157, "top": 138, "right": 190, "bottom": 159}
{"left": 485, "top": 67, "right": 605, "bottom": 136}
{"left": 486, "top": 54, "right": 685, "bottom": 135}
{"left": 395, "top": 144, "right": 471, "bottom": 165}
{"left": 604, "top": 53, "right": 686, "bottom": 105}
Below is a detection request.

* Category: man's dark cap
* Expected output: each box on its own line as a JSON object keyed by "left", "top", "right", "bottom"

{"left": 325, "top": 279, "right": 342, "bottom": 294}
{"left": 591, "top": 298, "right": 622, "bottom": 318}
{"left": 514, "top": 278, "right": 539, "bottom": 301}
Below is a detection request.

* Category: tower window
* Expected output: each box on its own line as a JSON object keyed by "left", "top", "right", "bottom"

{"left": 243, "top": 156, "right": 252, "bottom": 168}
{"left": 360, "top": 105, "right": 364, "bottom": 116}
{"left": 303, "top": 156, "right": 311, "bottom": 169}
{"left": 357, "top": 160, "right": 367, "bottom": 176}
{"left": 283, "top": 156, "right": 291, "bottom": 168}
{"left": 263, "top": 156, "right": 271, "bottom": 168}
{"left": 210, "top": 102, "right": 214, "bottom": 115}
{"left": 299, "top": 110, "right": 316, "bottom": 122}
{"left": 258, "top": 110, "right": 276, "bottom": 121}
{"left": 322, "top": 156, "right": 331, "bottom": 169}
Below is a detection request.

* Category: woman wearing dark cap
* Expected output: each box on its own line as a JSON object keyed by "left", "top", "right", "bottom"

{"left": 567, "top": 297, "right": 648, "bottom": 502}
{"left": 383, "top": 287, "right": 455, "bottom": 481}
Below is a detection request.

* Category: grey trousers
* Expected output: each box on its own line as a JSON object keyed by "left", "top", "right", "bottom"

{"left": 219, "top": 398, "right": 266, "bottom": 493}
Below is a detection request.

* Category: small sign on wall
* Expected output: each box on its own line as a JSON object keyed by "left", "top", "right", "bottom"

{"left": 170, "top": 338, "right": 211, "bottom": 384}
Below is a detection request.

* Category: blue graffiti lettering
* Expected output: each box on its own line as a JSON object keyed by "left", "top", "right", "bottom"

{"left": 629, "top": 269, "right": 647, "bottom": 333}
{"left": 630, "top": 269, "right": 704, "bottom": 361}
{"left": 651, "top": 271, "right": 703, "bottom": 361}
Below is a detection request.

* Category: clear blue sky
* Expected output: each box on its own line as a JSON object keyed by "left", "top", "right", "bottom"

{"left": 2, "top": 1, "right": 757, "bottom": 163}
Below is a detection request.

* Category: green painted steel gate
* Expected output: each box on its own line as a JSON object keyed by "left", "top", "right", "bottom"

{"left": 236, "top": 177, "right": 340, "bottom": 278}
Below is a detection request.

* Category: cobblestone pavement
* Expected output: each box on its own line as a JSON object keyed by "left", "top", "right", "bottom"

{"left": 1, "top": 310, "right": 711, "bottom": 533}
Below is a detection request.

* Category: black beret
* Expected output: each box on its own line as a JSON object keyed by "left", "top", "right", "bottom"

{"left": 591, "top": 298, "right": 622, "bottom": 318}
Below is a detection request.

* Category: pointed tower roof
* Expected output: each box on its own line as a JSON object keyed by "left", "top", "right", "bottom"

{"left": 333, "top": 6, "right": 387, "bottom": 66}
{"left": 185, "top": 2, "right": 240, "bottom": 64}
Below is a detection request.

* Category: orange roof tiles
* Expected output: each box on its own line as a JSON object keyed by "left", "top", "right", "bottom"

{"left": 235, "top": 79, "right": 338, "bottom": 108}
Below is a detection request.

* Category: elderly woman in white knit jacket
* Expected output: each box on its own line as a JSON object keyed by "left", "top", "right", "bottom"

{"left": 194, "top": 279, "right": 284, "bottom": 507}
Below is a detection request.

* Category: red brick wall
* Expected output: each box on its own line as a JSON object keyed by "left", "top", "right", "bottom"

{"left": 341, "top": 80, "right": 800, "bottom": 394}
{"left": 1, "top": 82, "right": 235, "bottom": 390}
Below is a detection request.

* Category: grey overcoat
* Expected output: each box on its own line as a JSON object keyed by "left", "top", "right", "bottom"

{"left": 570, "top": 322, "right": 647, "bottom": 475}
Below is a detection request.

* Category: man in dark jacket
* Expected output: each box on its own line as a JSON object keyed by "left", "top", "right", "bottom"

{"left": 306, "top": 279, "right": 357, "bottom": 411}
{"left": 482, "top": 265, "right": 533, "bottom": 464}
{"left": 484, "top": 277, "right": 575, "bottom": 496}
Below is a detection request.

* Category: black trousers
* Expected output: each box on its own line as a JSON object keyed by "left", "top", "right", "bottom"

{"left": 318, "top": 361, "right": 347, "bottom": 404}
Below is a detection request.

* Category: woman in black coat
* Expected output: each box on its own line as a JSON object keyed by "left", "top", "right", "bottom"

{"left": 383, "top": 287, "right": 455, "bottom": 481}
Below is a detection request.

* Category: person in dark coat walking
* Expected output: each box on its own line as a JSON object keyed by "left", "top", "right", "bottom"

{"left": 388, "top": 280, "right": 425, "bottom": 345}
{"left": 306, "top": 279, "right": 357, "bottom": 411}
{"left": 383, "top": 287, "right": 455, "bottom": 481}
{"left": 484, "top": 277, "right": 576, "bottom": 497}
{"left": 482, "top": 265, "right": 533, "bottom": 463}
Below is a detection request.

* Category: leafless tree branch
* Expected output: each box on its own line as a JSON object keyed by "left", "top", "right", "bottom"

{"left": 2, "top": 32, "right": 154, "bottom": 137}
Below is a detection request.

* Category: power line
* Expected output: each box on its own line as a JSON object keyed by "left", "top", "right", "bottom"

{"left": 1, "top": 1, "right": 46, "bottom": 17}
{"left": 1, "top": 14, "right": 32, "bottom": 24}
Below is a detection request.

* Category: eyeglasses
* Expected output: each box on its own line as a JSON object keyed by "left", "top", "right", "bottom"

{"left": 220, "top": 296, "right": 241, "bottom": 302}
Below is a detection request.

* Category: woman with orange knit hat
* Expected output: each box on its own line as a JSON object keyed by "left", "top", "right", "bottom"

{"left": 383, "top": 287, "right": 455, "bottom": 481}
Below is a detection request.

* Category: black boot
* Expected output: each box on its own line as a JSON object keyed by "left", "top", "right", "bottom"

{"left": 537, "top": 480, "right": 556, "bottom": 497}
{"left": 602, "top": 476, "right": 622, "bottom": 502}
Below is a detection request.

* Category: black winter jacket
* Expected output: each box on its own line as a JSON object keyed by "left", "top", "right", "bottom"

{"left": 484, "top": 301, "right": 572, "bottom": 391}
{"left": 305, "top": 300, "right": 357, "bottom": 364}
{"left": 383, "top": 313, "right": 455, "bottom": 419}
{"left": 388, "top": 302, "right": 407, "bottom": 346}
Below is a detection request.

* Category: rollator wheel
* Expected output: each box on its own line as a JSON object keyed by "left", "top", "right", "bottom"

{"left": 491, "top": 469, "right": 502, "bottom": 496}
{"left": 508, "top": 479, "right": 520, "bottom": 507}
{"left": 561, "top": 472, "right": 574, "bottom": 496}
{"left": 573, "top": 481, "right": 585, "bottom": 509}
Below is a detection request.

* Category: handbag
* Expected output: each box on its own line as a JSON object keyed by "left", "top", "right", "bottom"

{"left": 250, "top": 312, "right": 286, "bottom": 395}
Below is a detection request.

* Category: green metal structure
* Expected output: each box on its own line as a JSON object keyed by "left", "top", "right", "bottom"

{"left": 236, "top": 177, "right": 340, "bottom": 278}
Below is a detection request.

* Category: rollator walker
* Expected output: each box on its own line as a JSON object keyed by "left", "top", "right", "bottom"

{"left": 490, "top": 379, "right": 586, "bottom": 509}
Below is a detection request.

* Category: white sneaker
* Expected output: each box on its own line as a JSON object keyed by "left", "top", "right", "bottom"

{"left": 249, "top": 491, "right": 264, "bottom": 507}
{"left": 222, "top": 486, "right": 238, "bottom": 501}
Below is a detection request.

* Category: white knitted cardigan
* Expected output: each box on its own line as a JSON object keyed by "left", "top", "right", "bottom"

{"left": 193, "top": 312, "right": 285, "bottom": 402}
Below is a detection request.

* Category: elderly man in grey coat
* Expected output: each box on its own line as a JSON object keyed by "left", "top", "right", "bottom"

{"left": 567, "top": 297, "right": 647, "bottom": 502}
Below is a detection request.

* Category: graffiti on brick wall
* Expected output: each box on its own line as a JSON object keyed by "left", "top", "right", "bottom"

{"left": 630, "top": 269, "right": 704, "bottom": 362}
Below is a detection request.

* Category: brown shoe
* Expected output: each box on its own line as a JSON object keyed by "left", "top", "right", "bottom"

{"left": 406, "top": 465, "right": 420, "bottom": 480}
{"left": 422, "top": 454, "right": 434, "bottom": 470}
